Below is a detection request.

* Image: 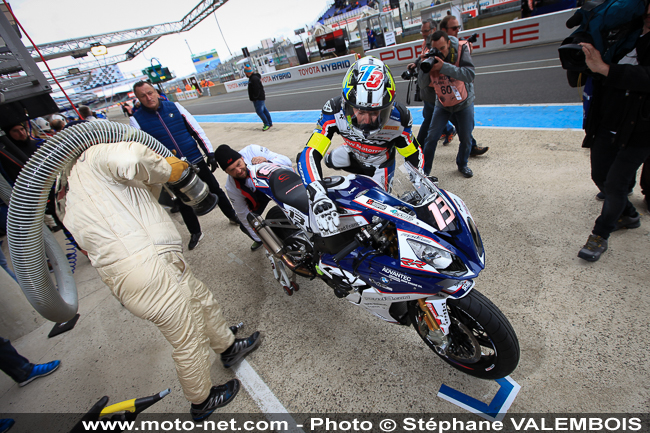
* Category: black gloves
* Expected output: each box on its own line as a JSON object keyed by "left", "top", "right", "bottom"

{"left": 207, "top": 153, "right": 218, "bottom": 172}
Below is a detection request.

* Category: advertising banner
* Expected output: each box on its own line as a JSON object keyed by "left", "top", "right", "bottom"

{"left": 224, "top": 54, "right": 356, "bottom": 93}
{"left": 367, "top": 9, "right": 575, "bottom": 66}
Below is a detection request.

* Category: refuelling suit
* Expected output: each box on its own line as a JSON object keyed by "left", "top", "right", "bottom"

{"left": 60, "top": 141, "right": 235, "bottom": 404}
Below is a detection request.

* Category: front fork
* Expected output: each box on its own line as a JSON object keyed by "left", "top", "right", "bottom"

{"left": 417, "top": 280, "right": 474, "bottom": 355}
{"left": 417, "top": 298, "right": 451, "bottom": 355}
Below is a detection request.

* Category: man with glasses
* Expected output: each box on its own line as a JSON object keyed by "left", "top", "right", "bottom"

{"left": 439, "top": 15, "right": 489, "bottom": 157}
{"left": 407, "top": 19, "right": 457, "bottom": 150}
{"left": 420, "top": 31, "right": 477, "bottom": 178}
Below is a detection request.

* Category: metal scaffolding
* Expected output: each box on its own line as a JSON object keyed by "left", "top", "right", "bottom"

{"left": 28, "top": 0, "right": 229, "bottom": 78}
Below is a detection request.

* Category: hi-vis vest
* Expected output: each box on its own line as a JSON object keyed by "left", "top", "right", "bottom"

{"left": 428, "top": 40, "right": 469, "bottom": 107}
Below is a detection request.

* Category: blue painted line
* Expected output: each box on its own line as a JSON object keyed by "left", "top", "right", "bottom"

{"left": 194, "top": 105, "right": 582, "bottom": 130}
{"left": 437, "top": 376, "right": 521, "bottom": 421}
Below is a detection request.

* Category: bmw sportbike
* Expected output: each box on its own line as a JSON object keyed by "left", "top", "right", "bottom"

{"left": 247, "top": 162, "right": 519, "bottom": 379}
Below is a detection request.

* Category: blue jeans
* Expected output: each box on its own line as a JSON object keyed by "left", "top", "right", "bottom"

{"left": 423, "top": 103, "right": 475, "bottom": 175}
{"left": 253, "top": 100, "right": 272, "bottom": 127}
{"left": 416, "top": 101, "right": 455, "bottom": 147}
{"left": 0, "top": 337, "right": 33, "bottom": 383}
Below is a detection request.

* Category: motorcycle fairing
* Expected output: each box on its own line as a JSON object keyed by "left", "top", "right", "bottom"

{"left": 356, "top": 287, "right": 426, "bottom": 324}
{"left": 445, "top": 190, "right": 485, "bottom": 266}
{"left": 321, "top": 251, "right": 453, "bottom": 296}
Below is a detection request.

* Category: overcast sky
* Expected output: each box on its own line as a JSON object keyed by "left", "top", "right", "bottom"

{"left": 11, "top": 0, "right": 330, "bottom": 78}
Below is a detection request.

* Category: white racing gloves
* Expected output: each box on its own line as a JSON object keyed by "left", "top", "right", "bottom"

{"left": 307, "top": 181, "right": 340, "bottom": 234}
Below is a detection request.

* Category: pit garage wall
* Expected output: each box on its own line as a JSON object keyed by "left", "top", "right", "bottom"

{"left": 223, "top": 9, "right": 575, "bottom": 93}
{"left": 224, "top": 55, "right": 357, "bottom": 93}
{"left": 366, "top": 8, "right": 576, "bottom": 65}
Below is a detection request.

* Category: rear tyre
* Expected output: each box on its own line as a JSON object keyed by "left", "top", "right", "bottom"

{"left": 409, "top": 289, "right": 519, "bottom": 380}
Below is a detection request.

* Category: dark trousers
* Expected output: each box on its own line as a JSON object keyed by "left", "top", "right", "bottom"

{"left": 416, "top": 101, "right": 459, "bottom": 149}
{"left": 0, "top": 337, "right": 33, "bottom": 383}
{"left": 590, "top": 131, "right": 650, "bottom": 239}
{"left": 176, "top": 159, "right": 237, "bottom": 235}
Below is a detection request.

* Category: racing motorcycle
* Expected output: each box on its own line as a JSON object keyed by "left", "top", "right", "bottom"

{"left": 246, "top": 162, "right": 519, "bottom": 380}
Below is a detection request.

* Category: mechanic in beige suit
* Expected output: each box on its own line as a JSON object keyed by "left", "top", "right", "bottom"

{"left": 59, "top": 141, "right": 260, "bottom": 421}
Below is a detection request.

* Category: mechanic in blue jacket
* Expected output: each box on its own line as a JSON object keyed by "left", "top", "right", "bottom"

{"left": 130, "top": 81, "right": 240, "bottom": 250}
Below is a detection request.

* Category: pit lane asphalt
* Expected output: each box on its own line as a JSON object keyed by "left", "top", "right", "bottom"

{"left": 182, "top": 43, "right": 577, "bottom": 117}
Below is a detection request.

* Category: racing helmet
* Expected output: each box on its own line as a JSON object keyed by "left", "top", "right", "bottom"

{"left": 341, "top": 56, "right": 396, "bottom": 136}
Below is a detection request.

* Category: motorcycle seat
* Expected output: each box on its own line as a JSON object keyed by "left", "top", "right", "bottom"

{"left": 269, "top": 169, "right": 310, "bottom": 215}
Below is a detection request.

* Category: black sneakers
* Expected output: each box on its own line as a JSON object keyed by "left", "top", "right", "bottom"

{"left": 221, "top": 332, "right": 261, "bottom": 368}
{"left": 188, "top": 232, "right": 204, "bottom": 250}
{"left": 190, "top": 379, "right": 240, "bottom": 421}
{"left": 578, "top": 234, "right": 608, "bottom": 262}
{"left": 612, "top": 213, "right": 641, "bottom": 231}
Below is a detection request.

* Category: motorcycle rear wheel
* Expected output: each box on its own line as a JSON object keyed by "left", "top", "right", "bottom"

{"left": 408, "top": 289, "right": 519, "bottom": 380}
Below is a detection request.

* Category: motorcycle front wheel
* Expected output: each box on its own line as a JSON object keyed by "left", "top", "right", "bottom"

{"left": 408, "top": 289, "right": 520, "bottom": 380}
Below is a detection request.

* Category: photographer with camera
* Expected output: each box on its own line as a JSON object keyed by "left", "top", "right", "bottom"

{"left": 576, "top": 4, "right": 650, "bottom": 262}
{"left": 439, "top": 15, "right": 488, "bottom": 157}
{"left": 405, "top": 20, "right": 457, "bottom": 149}
{"left": 418, "top": 30, "right": 476, "bottom": 178}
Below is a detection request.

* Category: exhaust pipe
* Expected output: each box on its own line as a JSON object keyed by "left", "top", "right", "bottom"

{"left": 246, "top": 213, "right": 314, "bottom": 277}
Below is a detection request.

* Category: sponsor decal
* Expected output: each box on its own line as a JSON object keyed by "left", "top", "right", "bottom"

{"left": 364, "top": 295, "right": 414, "bottom": 301}
{"left": 288, "top": 209, "right": 306, "bottom": 227}
{"left": 342, "top": 139, "right": 386, "bottom": 154}
{"left": 401, "top": 258, "right": 427, "bottom": 269}
{"left": 383, "top": 125, "right": 399, "bottom": 130}
{"left": 320, "top": 60, "right": 351, "bottom": 73}
{"left": 366, "top": 199, "right": 387, "bottom": 211}
{"left": 382, "top": 266, "right": 411, "bottom": 282}
{"left": 370, "top": 277, "right": 393, "bottom": 291}
{"left": 261, "top": 72, "right": 292, "bottom": 83}
{"left": 427, "top": 301, "right": 450, "bottom": 325}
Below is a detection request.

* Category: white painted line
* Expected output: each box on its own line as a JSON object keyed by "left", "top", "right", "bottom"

{"left": 477, "top": 65, "right": 562, "bottom": 75}
{"left": 476, "top": 58, "right": 560, "bottom": 69}
{"left": 498, "top": 376, "right": 522, "bottom": 418}
{"left": 233, "top": 357, "right": 305, "bottom": 433}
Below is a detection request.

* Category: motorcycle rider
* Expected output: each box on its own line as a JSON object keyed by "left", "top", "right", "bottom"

{"left": 214, "top": 144, "right": 293, "bottom": 250}
{"left": 297, "top": 56, "right": 423, "bottom": 234}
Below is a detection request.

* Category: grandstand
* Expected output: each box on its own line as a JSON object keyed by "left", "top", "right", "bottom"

{"left": 318, "top": 0, "right": 375, "bottom": 24}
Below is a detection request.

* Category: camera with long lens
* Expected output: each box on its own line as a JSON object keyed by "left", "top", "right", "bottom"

{"left": 466, "top": 33, "right": 479, "bottom": 44}
{"left": 401, "top": 67, "right": 417, "bottom": 80}
{"left": 419, "top": 48, "right": 444, "bottom": 73}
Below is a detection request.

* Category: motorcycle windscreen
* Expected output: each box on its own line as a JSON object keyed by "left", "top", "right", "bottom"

{"left": 412, "top": 194, "right": 459, "bottom": 233}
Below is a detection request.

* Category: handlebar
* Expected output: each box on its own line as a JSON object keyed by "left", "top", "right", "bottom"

{"left": 333, "top": 238, "right": 362, "bottom": 263}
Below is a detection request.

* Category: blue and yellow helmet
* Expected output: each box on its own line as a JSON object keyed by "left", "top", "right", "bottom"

{"left": 342, "top": 56, "right": 396, "bottom": 135}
